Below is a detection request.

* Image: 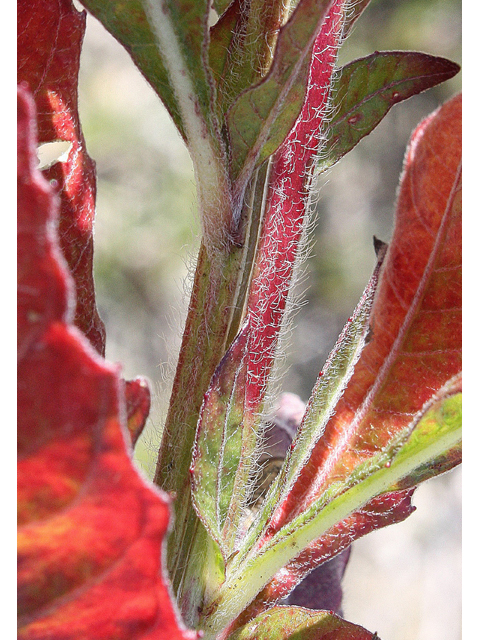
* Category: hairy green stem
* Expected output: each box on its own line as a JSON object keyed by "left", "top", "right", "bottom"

{"left": 154, "top": 164, "right": 272, "bottom": 624}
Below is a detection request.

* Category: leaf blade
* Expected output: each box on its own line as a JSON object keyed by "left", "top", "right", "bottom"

{"left": 318, "top": 51, "right": 460, "bottom": 172}
{"left": 80, "top": 0, "right": 185, "bottom": 137}
{"left": 227, "top": 606, "right": 376, "bottom": 640}
{"left": 18, "top": 0, "right": 106, "bottom": 354}
{"left": 274, "top": 92, "right": 462, "bottom": 528}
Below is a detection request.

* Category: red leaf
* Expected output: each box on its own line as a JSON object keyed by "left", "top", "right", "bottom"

{"left": 18, "top": 86, "right": 196, "bottom": 640}
{"left": 18, "top": 0, "right": 105, "bottom": 354}
{"left": 270, "top": 93, "right": 462, "bottom": 530}
{"left": 244, "top": 0, "right": 347, "bottom": 408}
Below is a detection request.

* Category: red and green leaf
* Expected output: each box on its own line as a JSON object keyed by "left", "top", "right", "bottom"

{"left": 273, "top": 92, "right": 462, "bottom": 529}
{"left": 18, "top": 0, "right": 105, "bottom": 355}
{"left": 18, "top": 85, "right": 196, "bottom": 640}
{"left": 191, "top": 0, "right": 348, "bottom": 573}
{"left": 227, "top": 606, "right": 376, "bottom": 640}
{"left": 318, "top": 51, "right": 460, "bottom": 172}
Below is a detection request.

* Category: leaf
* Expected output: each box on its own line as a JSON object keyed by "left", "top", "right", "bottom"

{"left": 17, "top": 86, "right": 197, "bottom": 640}
{"left": 249, "top": 243, "right": 388, "bottom": 545}
{"left": 240, "top": 377, "right": 460, "bottom": 620}
{"left": 239, "top": 0, "right": 348, "bottom": 421}
{"left": 341, "top": 0, "right": 372, "bottom": 36}
{"left": 234, "top": 489, "right": 414, "bottom": 629}
{"left": 389, "top": 386, "right": 462, "bottom": 491}
{"left": 227, "top": 606, "right": 376, "bottom": 640}
{"left": 125, "top": 377, "right": 152, "bottom": 446}
{"left": 209, "top": 0, "right": 289, "bottom": 118}
{"left": 213, "top": 0, "right": 231, "bottom": 16}
{"left": 191, "top": 3, "right": 349, "bottom": 564}
{"left": 18, "top": 0, "right": 106, "bottom": 354}
{"left": 318, "top": 51, "right": 460, "bottom": 172}
{"left": 227, "top": 0, "right": 334, "bottom": 188}
{"left": 272, "top": 92, "right": 462, "bottom": 529}
{"left": 79, "top": 0, "right": 184, "bottom": 137}
{"left": 190, "top": 322, "right": 253, "bottom": 557}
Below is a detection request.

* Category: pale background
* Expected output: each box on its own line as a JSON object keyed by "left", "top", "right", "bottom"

{"left": 76, "top": 1, "right": 462, "bottom": 638}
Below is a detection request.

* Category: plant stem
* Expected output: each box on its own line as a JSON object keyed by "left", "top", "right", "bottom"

{"left": 154, "top": 164, "right": 272, "bottom": 623}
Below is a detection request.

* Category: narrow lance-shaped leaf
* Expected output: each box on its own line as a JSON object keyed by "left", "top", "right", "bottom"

{"left": 18, "top": 0, "right": 105, "bottom": 355}
{"left": 239, "top": 240, "right": 388, "bottom": 553}
{"left": 240, "top": 0, "right": 348, "bottom": 418}
{"left": 17, "top": 87, "right": 197, "bottom": 640}
{"left": 317, "top": 51, "right": 460, "bottom": 172}
{"left": 239, "top": 376, "right": 460, "bottom": 622}
{"left": 190, "top": 322, "right": 252, "bottom": 557}
{"left": 227, "top": 0, "right": 334, "bottom": 191}
{"left": 209, "top": 0, "right": 289, "bottom": 117}
{"left": 206, "top": 377, "right": 460, "bottom": 634}
{"left": 227, "top": 606, "right": 377, "bottom": 640}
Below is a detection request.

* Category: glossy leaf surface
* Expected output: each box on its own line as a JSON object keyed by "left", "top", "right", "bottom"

{"left": 228, "top": 607, "right": 376, "bottom": 640}
{"left": 318, "top": 51, "right": 460, "bottom": 172}
{"left": 18, "top": 0, "right": 105, "bottom": 354}
{"left": 18, "top": 86, "right": 196, "bottom": 640}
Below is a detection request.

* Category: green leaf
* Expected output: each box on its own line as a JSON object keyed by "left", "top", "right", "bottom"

{"left": 191, "top": 319, "right": 266, "bottom": 559}
{"left": 190, "top": 323, "right": 251, "bottom": 556}
{"left": 227, "top": 607, "right": 376, "bottom": 640}
{"left": 390, "top": 387, "right": 462, "bottom": 491}
{"left": 201, "top": 94, "right": 462, "bottom": 638}
{"left": 317, "top": 51, "right": 460, "bottom": 172}
{"left": 209, "top": 0, "right": 288, "bottom": 118}
{"left": 341, "top": 0, "right": 372, "bottom": 36}
{"left": 204, "top": 377, "right": 461, "bottom": 637}
{"left": 227, "top": 0, "right": 333, "bottom": 188}
{"left": 80, "top": 0, "right": 185, "bottom": 137}
{"left": 213, "top": 0, "right": 231, "bottom": 16}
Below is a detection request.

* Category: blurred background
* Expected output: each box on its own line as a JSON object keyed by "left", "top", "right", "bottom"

{"left": 77, "top": 1, "right": 461, "bottom": 638}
